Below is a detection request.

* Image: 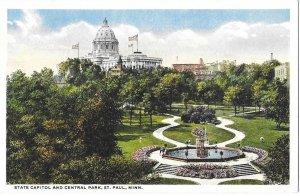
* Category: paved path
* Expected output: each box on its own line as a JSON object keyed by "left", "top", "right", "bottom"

{"left": 215, "top": 117, "right": 245, "bottom": 147}
{"left": 150, "top": 109, "right": 265, "bottom": 184}
{"left": 152, "top": 114, "right": 186, "bottom": 147}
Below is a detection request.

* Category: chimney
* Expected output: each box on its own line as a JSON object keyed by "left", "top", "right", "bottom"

{"left": 271, "top": 52, "right": 273, "bottom": 61}
{"left": 200, "top": 58, "right": 203, "bottom": 65}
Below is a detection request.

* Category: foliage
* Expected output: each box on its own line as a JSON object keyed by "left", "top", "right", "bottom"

{"left": 252, "top": 79, "right": 267, "bottom": 111}
{"left": 197, "top": 80, "right": 223, "bottom": 107}
{"left": 264, "top": 135, "right": 289, "bottom": 184}
{"left": 7, "top": 69, "right": 123, "bottom": 183}
{"left": 155, "top": 73, "right": 185, "bottom": 111}
{"left": 51, "top": 155, "right": 153, "bottom": 184}
{"left": 181, "top": 106, "right": 217, "bottom": 124}
{"left": 263, "top": 79, "right": 289, "bottom": 128}
{"left": 59, "top": 58, "right": 104, "bottom": 85}
{"left": 224, "top": 86, "right": 242, "bottom": 115}
{"left": 143, "top": 91, "right": 157, "bottom": 127}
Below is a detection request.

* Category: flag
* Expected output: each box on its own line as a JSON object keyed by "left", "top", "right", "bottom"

{"left": 128, "top": 34, "right": 138, "bottom": 41}
{"left": 128, "top": 43, "right": 133, "bottom": 47}
{"left": 72, "top": 43, "right": 79, "bottom": 49}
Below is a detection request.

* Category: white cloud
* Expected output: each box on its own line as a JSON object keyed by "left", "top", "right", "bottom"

{"left": 7, "top": 21, "right": 14, "bottom": 25}
{"left": 7, "top": 10, "right": 290, "bottom": 75}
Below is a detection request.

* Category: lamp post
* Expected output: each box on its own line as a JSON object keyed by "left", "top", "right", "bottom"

{"left": 185, "top": 149, "right": 189, "bottom": 161}
{"left": 220, "top": 151, "right": 224, "bottom": 159}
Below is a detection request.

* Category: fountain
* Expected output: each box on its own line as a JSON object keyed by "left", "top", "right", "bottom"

{"left": 163, "top": 127, "right": 244, "bottom": 162}
{"left": 195, "top": 127, "right": 208, "bottom": 158}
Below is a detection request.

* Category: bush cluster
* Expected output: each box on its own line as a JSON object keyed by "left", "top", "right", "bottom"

{"left": 181, "top": 106, "right": 217, "bottom": 124}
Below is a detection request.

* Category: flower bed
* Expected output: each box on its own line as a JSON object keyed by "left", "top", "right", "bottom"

{"left": 191, "top": 127, "right": 206, "bottom": 137}
{"left": 132, "top": 146, "right": 160, "bottom": 166}
{"left": 240, "top": 146, "right": 268, "bottom": 169}
{"left": 175, "top": 163, "right": 238, "bottom": 179}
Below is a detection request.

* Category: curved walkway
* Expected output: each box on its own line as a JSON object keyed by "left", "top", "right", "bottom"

{"left": 150, "top": 110, "right": 265, "bottom": 185}
{"left": 215, "top": 117, "right": 245, "bottom": 147}
{"left": 152, "top": 114, "right": 247, "bottom": 148}
{"left": 152, "top": 114, "right": 186, "bottom": 147}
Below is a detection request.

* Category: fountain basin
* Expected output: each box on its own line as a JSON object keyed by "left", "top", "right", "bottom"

{"left": 163, "top": 146, "right": 244, "bottom": 162}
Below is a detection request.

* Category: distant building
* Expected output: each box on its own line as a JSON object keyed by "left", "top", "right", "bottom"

{"left": 205, "top": 60, "right": 237, "bottom": 72}
{"left": 275, "top": 63, "right": 290, "bottom": 85}
{"left": 108, "top": 56, "right": 123, "bottom": 77}
{"left": 53, "top": 74, "right": 66, "bottom": 87}
{"left": 172, "top": 58, "right": 216, "bottom": 80}
{"left": 82, "top": 18, "right": 162, "bottom": 72}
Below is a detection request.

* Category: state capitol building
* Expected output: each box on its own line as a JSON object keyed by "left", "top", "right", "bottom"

{"left": 82, "top": 18, "right": 162, "bottom": 72}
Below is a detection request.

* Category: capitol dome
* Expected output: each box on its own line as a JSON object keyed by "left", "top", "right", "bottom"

{"left": 94, "top": 18, "right": 117, "bottom": 41}
{"left": 92, "top": 18, "right": 119, "bottom": 57}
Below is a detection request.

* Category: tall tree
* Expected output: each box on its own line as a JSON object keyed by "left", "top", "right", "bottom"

{"left": 120, "top": 76, "right": 140, "bottom": 126}
{"left": 155, "top": 73, "right": 185, "bottom": 111}
{"left": 224, "top": 86, "right": 242, "bottom": 115}
{"left": 265, "top": 135, "right": 289, "bottom": 184}
{"left": 252, "top": 79, "right": 267, "bottom": 112}
{"left": 143, "top": 91, "right": 156, "bottom": 127}
{"left": 262, "top": 79, "right": 289, "bottom": 128}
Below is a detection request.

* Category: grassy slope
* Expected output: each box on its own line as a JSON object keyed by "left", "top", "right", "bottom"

{"left": 118, "top": 111, "right": 174, "bottom": 159}
{"left": 164, "top": 120, "right": 235, "bottom": 145}
{"left": 226, "top": 114, "right": 289, "bottom": 151}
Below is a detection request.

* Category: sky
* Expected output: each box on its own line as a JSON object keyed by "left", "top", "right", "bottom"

{"left": 7, "top": 9, "right": 290, "bottom": 75}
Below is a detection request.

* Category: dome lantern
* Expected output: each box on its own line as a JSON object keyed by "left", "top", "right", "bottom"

{"left": 103, "top": 18, "right": 108, "bottom": 27}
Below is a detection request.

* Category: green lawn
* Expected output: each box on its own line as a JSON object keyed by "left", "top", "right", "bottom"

{"left": 218, "top": 179, "right": 264, "bottom": 185}
{"left": 164, "top": 120, "right": 235, "bottom": 145}
{"left": 213, "top": 106, "right": 254, "bottom": 117}
{"left": 169, "top": 104, "right": 255, "bottom": 117}
{"left": 226, "top": 113, "right": 289, "bottom": 151}
{"left": 118, "top": 111, "right": 174, "bottom": 159}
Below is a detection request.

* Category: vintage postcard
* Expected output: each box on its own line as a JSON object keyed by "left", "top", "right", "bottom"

{"left": 0, "top": 0, "right": 298, "bottom": 195}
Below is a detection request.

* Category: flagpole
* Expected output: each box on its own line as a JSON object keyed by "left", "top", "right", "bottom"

{"left": 78, "top": 42, "right": 79, "bottom": 59}
{"left": 136, "top": 35, "right": 138, "bottom": 52}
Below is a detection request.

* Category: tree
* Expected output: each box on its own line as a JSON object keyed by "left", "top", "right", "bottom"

{"left": 224, "top": 86, "right": 242, "bottom": 115}
{"left": 263, "top": 79, "right": 289, "bottom": 128}
{"left": 252, "top": 79, "right": 267, "bottom": 112}
{"left": 197, "top": 80, "right": 223, "bottom": 108}
{"left": 181, "top": 92, "right": 189, "bottom": 111}
{"left": 7, "top": 68, "right": 124, "bottom": 183}
{"left": 51, "top": 155, "right": 153, "bottom": 184}
{"left": 265, "top": 135, "right": 289, "bottom": 184}
{"left": 143, "top": 92, "right": 156, "bottom": 127}
{"left": 261, "top": 60, "right": 280, "bottom": 83}
{"left": 120, "top": 76, "right": 140, "bottom": 126}
{"left": 155, "top": 73, "right": 185, "bottom": 111}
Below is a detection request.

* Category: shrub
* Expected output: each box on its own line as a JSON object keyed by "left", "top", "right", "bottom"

{"left": 181, "top": 106, "right": 216, "bottom": 124}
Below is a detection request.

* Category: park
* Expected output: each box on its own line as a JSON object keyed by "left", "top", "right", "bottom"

{"left": 6, "top": 58, "right": 289, "bottom": 185}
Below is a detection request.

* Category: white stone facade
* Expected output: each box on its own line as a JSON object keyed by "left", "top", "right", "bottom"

{"left": 275, "top": 63, "right": 289, "bottom": 81}
{"left": 83, "top": 18, "right": 162, "bottom": 72}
